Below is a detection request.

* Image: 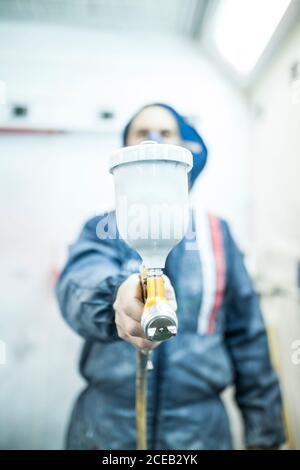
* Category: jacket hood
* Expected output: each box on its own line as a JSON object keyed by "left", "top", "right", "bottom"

{"left": 122, "top": 103, "right": 208, "bottom": 189}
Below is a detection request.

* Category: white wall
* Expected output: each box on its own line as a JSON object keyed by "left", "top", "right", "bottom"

{"left": 0, "top": 22, "right": 251, "bottom": 449}
{"left": 0, "top": 21, "right": 251, "bottom": 240}
{"left": 249, "top": 22, "right": 300, "bottom": 449}
{"left": 250, "top": 23, "right": 300, "bottom": 287}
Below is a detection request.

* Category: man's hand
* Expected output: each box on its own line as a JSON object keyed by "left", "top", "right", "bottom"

{"left": 113, "top": 273, "right": 177, "bottom": 350}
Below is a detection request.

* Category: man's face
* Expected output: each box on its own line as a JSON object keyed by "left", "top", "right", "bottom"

{"left": 126, "top": 106, "right": 181, "bottom": 146}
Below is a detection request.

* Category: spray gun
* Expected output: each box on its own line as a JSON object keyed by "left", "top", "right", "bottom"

{"left": 109, "top": 140, "right": 193, "bottom": 448}
{"left": 140, "top": 267, "right": 178, "bottom": 341}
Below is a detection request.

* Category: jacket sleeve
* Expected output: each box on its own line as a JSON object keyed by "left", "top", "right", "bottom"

{"left": 223, "top": 222, "right": 286, "bottom": 449}
{"left": 55, "top": 213, "right": 132, "bottom": 342}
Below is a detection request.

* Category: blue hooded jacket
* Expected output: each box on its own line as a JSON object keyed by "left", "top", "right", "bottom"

{"left": 56, "top": 104, "right": 285, "bottom": 450}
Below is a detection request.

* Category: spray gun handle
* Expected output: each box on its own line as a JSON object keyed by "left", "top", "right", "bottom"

{"left": 139, "top": 266, "right": 178, "bottom": 342}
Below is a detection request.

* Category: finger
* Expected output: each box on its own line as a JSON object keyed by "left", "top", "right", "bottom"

{"left": 131, "top": 336, "right": 161, "bottom": 350}
{"left": 116, "top": 320, "right": 159, "bottom": 349}
{"left": 123, "top": 298, "right": 144, "bottom": 322}
{"left": 115, "top": 321, "right": 126, "bottom": 340}
{"left": 115, "top": 308, "right": 145, "bottom": 339}
{"left": 124, "top": 316, "right": 144, "bottom": 338}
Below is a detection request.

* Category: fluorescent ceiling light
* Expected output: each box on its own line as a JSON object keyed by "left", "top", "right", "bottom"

{"left": 0, "top": 80, "right": 7, "bottom": 105}
{"left": 213, "top": 0, "right": 291, "bottom": 74}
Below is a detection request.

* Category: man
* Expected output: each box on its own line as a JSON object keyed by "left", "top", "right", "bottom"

{"left": 56, "top": 103, "right": 285, "bottom": 449}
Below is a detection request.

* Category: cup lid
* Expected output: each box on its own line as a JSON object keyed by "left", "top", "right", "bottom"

{"left": 109, "top": 141, "right": 193, "bottom": 173}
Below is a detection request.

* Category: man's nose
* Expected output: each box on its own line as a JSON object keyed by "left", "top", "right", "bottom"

{"left": 145, "top": 131, "right": 164, "bottom": 143}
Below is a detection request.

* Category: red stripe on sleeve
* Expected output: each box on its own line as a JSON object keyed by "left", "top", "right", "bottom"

{"left": 207, "top": 215, "right": 226, "bottom": 334}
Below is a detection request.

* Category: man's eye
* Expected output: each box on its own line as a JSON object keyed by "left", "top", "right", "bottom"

{"left": 137, "top": 130, "right": 148, "bottom": 137}
{"left": 161, "top": 130, "right": 172, "bottom": 137}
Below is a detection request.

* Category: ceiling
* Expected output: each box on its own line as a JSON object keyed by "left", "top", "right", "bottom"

{"left": 0, "top": 0, "right": 298, "bottom": 88}
{"left": 0, "top": 0, "right": 209, "bottom": 37}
